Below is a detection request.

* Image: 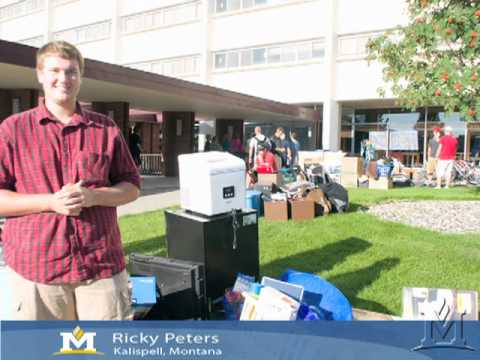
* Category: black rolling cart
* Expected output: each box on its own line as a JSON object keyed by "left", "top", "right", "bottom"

{"left": 165, "top": 209, "right": 259, "bottom": 308}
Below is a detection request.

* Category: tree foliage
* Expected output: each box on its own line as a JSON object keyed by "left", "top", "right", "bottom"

{"left": 367, "top": 0, "right": 480, "bottom": 121}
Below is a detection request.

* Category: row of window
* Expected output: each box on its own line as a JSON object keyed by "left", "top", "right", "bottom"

{"left": 53, "top": 20, "right": 111, "bottom": 45}
{"left": 0, "top": 0, "right": 43, "bottom": 21}
{"left": 212, "top": 0, "right": 293, "bottom": 13}
{"left": 214, "top": 40, "right": 324, "bottom": 70}
{"left": 126, "top": 55, "right": 200, "bottom": 78}
{"left": 337, "top": 32, "right": 380, "bottom": 60}
{"left": 120, "top": 1, "right": 200, "bottom": 35}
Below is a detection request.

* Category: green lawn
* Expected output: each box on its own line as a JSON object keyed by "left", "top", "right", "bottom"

{"left": 119, "top": 187, "right": 480, "bottom": 316}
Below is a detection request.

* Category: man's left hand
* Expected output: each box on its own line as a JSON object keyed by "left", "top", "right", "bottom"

{"left": 59, "top": 180, "right": 96, "bottom": 209}
{"left": 75, "top": 180, "right": 96, "bottom": 208}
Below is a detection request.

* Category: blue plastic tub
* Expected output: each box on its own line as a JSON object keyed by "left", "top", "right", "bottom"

{"left": 281, "top": 269, "right": 353, "bottom": 321}
{"left": 246, "top": 190, "right": 263, "bottom": 216}
{"left": 377, "top": 164, "right": 393, "bottom": 177}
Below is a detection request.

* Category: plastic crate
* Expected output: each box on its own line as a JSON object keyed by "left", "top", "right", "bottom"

{"left": 377, "top": 164, "right": 393, "bottom": 177}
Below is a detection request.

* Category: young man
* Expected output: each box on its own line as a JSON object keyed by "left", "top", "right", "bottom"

{"left": 436, "top": 126, "right": 458, "bottom": 189}
{"left": 0, "top": 41, "right": 140, "bottom": 320}
{"left": 248, "top": 126, "right": 271, "bottom": 168}
{"left": 270, "top": 127, "right": 291, "bottom": 168}
{"left": 426, "top": 127, "right": 441, "bottom": 184}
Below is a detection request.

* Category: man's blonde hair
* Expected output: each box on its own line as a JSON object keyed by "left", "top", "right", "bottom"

{"left": 36, "top": 41, "right": 84, "bottom": 74}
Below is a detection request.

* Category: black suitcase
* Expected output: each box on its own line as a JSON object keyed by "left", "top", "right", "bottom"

{"left": 128, "top": 253, "right": 207, "bottom": 320}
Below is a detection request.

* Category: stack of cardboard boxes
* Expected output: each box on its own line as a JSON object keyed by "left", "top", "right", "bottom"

{"left": 340, "top": 157, "right": 364, "bottom": 188}
{"left": 264, "top": 199, "right": 317, "bottom": 222}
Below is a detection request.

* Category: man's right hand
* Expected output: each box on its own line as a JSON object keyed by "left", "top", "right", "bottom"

{"left": 49, "top": 182, "right": 84, "bottom": 216}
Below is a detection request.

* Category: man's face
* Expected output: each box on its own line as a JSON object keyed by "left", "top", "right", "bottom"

{"left": 37, "top": 55, "right": 81, "bottom": 105}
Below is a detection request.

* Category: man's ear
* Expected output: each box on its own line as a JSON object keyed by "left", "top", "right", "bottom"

{"left": 36, "top": 67, "right": 44, "bottom": 85}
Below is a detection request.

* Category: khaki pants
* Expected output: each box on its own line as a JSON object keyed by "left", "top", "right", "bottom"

{"left": 426, "top": 158, "right": 438, "bottom": 176}
{"left": 8, "top": 268, "right": 133, "bottom": 320}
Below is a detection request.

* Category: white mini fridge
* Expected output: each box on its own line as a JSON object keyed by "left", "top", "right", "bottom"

{"left": 178, "top": 151, "right": 246, "bottom": 216}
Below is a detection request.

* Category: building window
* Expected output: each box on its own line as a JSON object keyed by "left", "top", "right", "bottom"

{"left": 0, "top": 0, "right": 44, "bottom": 21}
{"left": 297, "top": 43, "right": 312, "bottom": 61}
{"left": 312, "top": 41, "right": 324, "bottom": 58}
{"left": 281, "top": 45, "right": 296, "bottom": 62}
{"left": 267, "top": 47, "right": 281, "bottom": 64}
{"left": 215, "top": 0, "right": 227, "bottom": 12}
{"left": 213, "top": 39, "right": 325, "bottom": 70}
{"left": 126, "top": 55, "right": 200, "bottom": 78}
{"left": 53, "top": 20, "right": 111, "bottom": 44}
{"left": 240, "top": 50, "right": 252, "bottom": 66}
{"left": 252, "top": 48, "right": 266, "bottom": 64}
{"left": 227, "top": 52, "right": 239, "bottom": 68}
{"left": 120, "top": 1, "right": 200, "bottom": 34}
{"left": 215, "top": 53, "right": 226, "bottom": 69}
{"left": 337, "top": 32, "right": 383, "bottom": 60}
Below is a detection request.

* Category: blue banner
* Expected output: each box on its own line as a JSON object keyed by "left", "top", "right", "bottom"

{"left": 1, "top": 321, "right": 479, "bottom": 360}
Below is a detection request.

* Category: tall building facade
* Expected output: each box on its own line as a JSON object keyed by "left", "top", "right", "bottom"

{"left": 0, "top": 0, "right": 475, "bottom": 157}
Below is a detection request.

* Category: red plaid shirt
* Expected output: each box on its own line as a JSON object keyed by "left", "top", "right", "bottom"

{"left": 0, "top": 102, "right": 140, "bottom": 284}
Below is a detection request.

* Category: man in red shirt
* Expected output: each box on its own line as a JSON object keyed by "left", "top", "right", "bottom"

{"left": 0, "top": 41, "right": 140, "bottom": 320}
{"left": 436, "top": 126, "right": 458, "bottom": 189}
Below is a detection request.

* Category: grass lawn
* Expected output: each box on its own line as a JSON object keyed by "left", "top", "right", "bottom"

{"left": 119, "top": 186, "right": 480, "bottom": 316}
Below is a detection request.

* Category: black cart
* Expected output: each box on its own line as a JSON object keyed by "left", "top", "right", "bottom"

{"left": 165, "top": 209, "right": 259, "bottom": 304}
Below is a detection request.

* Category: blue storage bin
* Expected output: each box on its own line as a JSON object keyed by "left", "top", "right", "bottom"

{"left": 246, "top": 190, "right": 263, "bottom": 216}
{"left": 281, "top": 269, "right": 353, "bottom": 321}
{"left": 377, "top": 164, "right": 393, "bottom": 177}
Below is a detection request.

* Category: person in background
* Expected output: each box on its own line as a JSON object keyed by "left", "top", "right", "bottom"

{"left": 0, "top": 41, "right": 140, "bottom": 320}
{"left": 248, "top": 126, "right": 271, "bottom": 169}
{"left": 271, "top": 127, "right": 291, "bottom": 168}
{"left": 436, "top": 126, "right": 458, "bottom": 189}
{"left": 255, "top": 144, "right": 278, "bottom": 173}
{"left": 426, "top": 127, "right": 441, "bottom": 185}
{"left": 129, "top": 125, "right": 142, "bottom": 168}
{"left": 360, "top": 138, "right": 376, "bottom": 172}
{"left": 289, "top": 131, "right": 300, "bottom": 167}
{"left": 204, "top": 134, "right": 212, "bottom": 152}
{"left": 210, "top": 136, "right": 223, "bottom": 151}
{"left": 230, "top": 132, "right": 243, "bottom": 158}
{"left": 221, "top": 132, "right": 231, "bottom": 152}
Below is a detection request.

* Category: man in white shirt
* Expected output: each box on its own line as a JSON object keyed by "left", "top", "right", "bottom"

{"left": 248, "top": 126, "right": 271, "bottom": 168}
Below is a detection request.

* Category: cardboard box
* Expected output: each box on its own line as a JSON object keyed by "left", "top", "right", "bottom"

{"left": 298, "top": 151, "right": 324, "bottom": 169}
{"left": 257, "top": 173, "right": 283, "bottom": 186}
{"left": 305, "top": 189, "right": 331, "bottom": 215}
{"left": 401, "top": 167, "right": 413, "bottom": 179}
{"left": 369, "top": 177, "right": 393, "bottom": 190}
{"left": 341, "top": 157, "right": 364, "bottom": 175}
{"left": 289, "top": 199, "right": 315, "bottom": 221}
{"left": 264, "top": 200, "right": 289, "bottom": 221}
{"left": 340, "top": 174, "right": 359, "bottom": 188}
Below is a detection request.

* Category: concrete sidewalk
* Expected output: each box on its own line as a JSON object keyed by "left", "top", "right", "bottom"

{"left": 117, "top": 175, "right": 180, "bottom": 217}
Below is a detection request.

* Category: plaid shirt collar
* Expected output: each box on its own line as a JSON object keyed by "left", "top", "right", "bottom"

{"left": 35, "top": 99, "right": 100, "bottom": 127}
